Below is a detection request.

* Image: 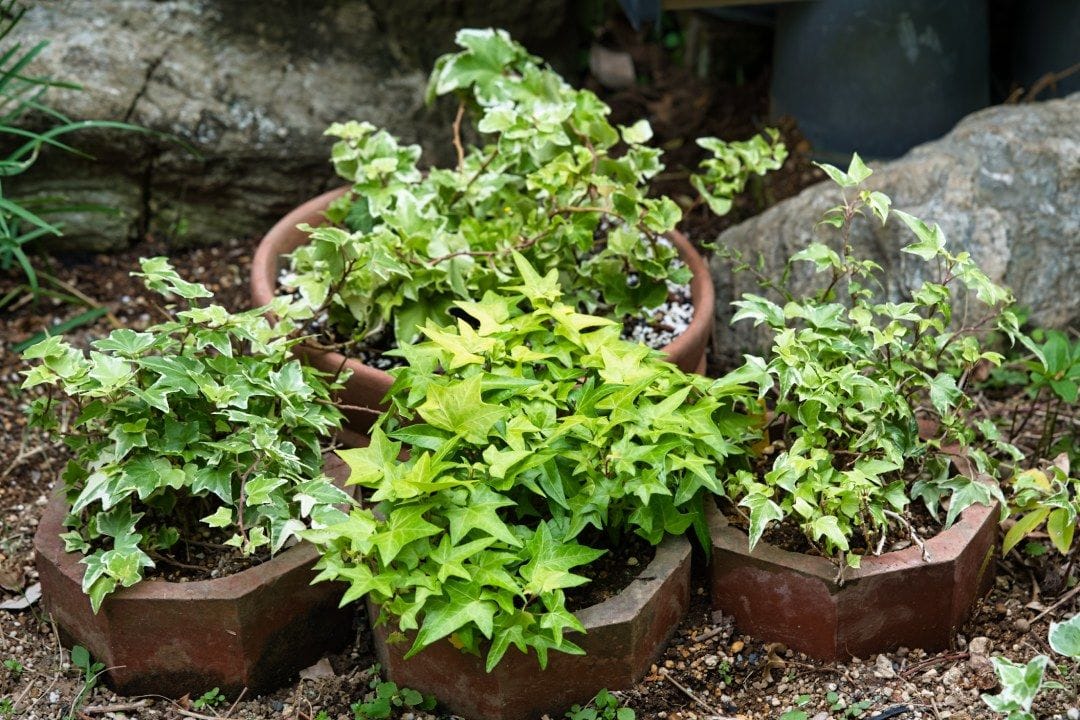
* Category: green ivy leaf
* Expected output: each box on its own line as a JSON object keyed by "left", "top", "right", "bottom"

{"left": 416, "top": 375, "right": 509, "bottom": 444}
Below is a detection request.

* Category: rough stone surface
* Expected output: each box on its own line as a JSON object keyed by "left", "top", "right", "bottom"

{"left": 711, "top": 93, "right": 1080, "bottom": 361}
{"left": 12, "top": 1, "right": 573, "bottom": 251}
{"left": 370, "top": 535, "right": 692, "bottom": 720}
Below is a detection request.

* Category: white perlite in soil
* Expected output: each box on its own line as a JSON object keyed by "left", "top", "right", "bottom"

{"left": 620, "top": 274, "right": 694, "bottom": 350}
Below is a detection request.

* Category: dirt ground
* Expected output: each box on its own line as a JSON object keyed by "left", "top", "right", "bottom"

{"left": 1, "top": 226, "right": 1077, "bottom": 720}
{"left": 1, "top": 13, "right": 1077, "bottom": 720}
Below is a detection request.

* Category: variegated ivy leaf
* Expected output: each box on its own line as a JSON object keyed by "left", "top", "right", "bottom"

{"left": 284, "top": 29, "right": 783, "bottom": 350}
{"left": 22, "top": 257, "right": 346, "bottom": 612}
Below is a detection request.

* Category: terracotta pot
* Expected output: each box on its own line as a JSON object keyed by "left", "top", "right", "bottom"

{"left": 250, "top": 187, "right": 716, "bottom": 432}
{"left": 708, "top": 451, "right": 999, "bottom": 661}
{"left": 34, "top": 454, "right": 355, "bottom": 698}
{"left": 368, "top": 534, "right": 692, "bottom": 720}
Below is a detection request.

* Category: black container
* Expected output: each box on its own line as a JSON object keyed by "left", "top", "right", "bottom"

{"left": 772, "top": 0, "right": 990, "bottom": 160}
{"left": 1012, "top": 0, "right": 1080, "bottom": 98}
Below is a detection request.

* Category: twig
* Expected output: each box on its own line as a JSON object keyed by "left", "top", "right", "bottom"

{"left": 148, "top": 549, "right": 206, "bottom": 573}
{"left": 0, "top": 444, "right": 47, "bottom": 479}
{"left": 1031, "top": 582, "right": 1080, "bottom": 624}
{"left": 225, "top": 686, "right": 247, "bottom": 718}
{"left": 452, "top": 101, "right": 465, "bottom": 170}
{"left": 693, "top": 625, "right": 726, "bottom": 644}
{"left": 172, "top": 708, "right": 241, "bottom": 720}
{"left": 885, "top": 509, "right": 931, "bottom": 561}
{"left": 41, "top": 273, "right": 123, "bottom": 329}
{"left": 659, "top": 668, "right": 737, "bottom": 719}
{"left": 899, "top": 651, "right": 968, "bottom": 679}
{"left": 81, "top": 700, "right": 150, "bottom": 714}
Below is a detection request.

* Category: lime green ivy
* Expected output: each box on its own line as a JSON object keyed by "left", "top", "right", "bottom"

{"left": 21, "top": 258, "right": 351, "bottom": 610}
{"left": 1003, "top": 462, "right": 1079, "bottom": 557}
{"left": 284, "top": 28, "right": 785, "bottom": 348}
{"left": 722, "top": 155, "right": 1018, "bottom": 568}
{"left": 305, "top": 256, "right": 760, "bottom": 670}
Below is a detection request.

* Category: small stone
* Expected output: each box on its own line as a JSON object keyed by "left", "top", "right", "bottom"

{"left": 664, "top": 660, "right": 675, "bottom": 669}
{"left": 1014, "top": 618, "right": 1031, "bottom": 633}
{"left": 1066, "top": 708, "right": 1079, "bottom": 720}
{"left": 770, "top": 698, "right": 781, "bottom": 707}
{"left": 968, "top": 636, "right": 991, "bottom": 656}
{"left": 730, "top": 640, "right": 745, "bottom": 654}
{"left": 941, "top": 665, "right": 965, "bottom": 686}
{"left": 627, "top": 557, "right": 639, "bottom": 567}
{"left": 703, "top": 655, "right": 719, "bottom": 668}
{"left": 873, "top": 654, "right": 896, "bottom": 679}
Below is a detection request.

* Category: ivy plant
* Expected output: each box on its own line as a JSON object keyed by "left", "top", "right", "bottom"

{"left": 721, "top": 155, "right": 1018, "bottom": 569}
{"left": 21, "top": 258, "right": 351, "bottom": 610}
{"left": 283, "top": 28, "right": 785, "bottom": 351}
{"left": 981, "top": 613, "right": 1080, "bottom": 720}
{"left": 1003, "top": 459, "right": 1079, "bottom": 557}
{"left": 305, "top": 257, "right": 760, "bottom": 671}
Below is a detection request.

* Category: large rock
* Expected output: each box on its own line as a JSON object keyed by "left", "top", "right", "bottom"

{"left": 711, "top": 93, "right": 1080, "bottom": 361}
{"left": 11, "top": 1, "right": 573, "bottom": 252}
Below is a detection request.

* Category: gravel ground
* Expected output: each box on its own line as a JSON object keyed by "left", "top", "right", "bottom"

{"left": 2, "top": 242, "right": 1078, "bottom": 720}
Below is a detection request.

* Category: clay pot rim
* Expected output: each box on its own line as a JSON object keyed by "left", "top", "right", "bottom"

{"left": 575, "top": 532, "right": 691, "bottom": 629}
{"left": 707, "top": 448, "right": 1000, "bottom": 587}
{"left": 34, "top": 453, "right": 350, "bottom": 603}
{"left": 250, "top": 185, "right": 715, "bottom": 384}
{"left": 368, "top": 531, "right": 691, "bottom": 643}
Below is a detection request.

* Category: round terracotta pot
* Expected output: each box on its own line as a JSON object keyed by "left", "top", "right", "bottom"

{"left": 708, "top": 450, "right": 999, "bottom": 661}
{"left": 368, "top": 533, "right": 692, "bottom": 720}
{"left": 34, "top": 454, "right": 354, "bottom": 698}
{"left": 250, "top": 187, "right": 716, "bottom": 432}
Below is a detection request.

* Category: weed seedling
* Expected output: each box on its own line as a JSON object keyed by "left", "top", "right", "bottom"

{"left": 66, "top": 645, "right": 105, "bottom": 720}
{"left": 192, "top": 687, "right": 226, "bottom": 709}
{"left": 2, "top": 660, "right": 21, "bottom": 679}
{"left": 351, "top": 669, "right": 435, "bottom": 720}
{"left": 564, "top": 689, "right": 635, "bottom": 720}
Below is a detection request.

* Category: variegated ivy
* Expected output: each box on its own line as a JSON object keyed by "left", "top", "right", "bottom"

{"left": 284, "top": 28, "right": 786, "bottom": 347}
{"left": 22, "top": 258, "right": 351, "bottom": 610}
{"left": 724, "top": 155, "right": 1018, "bottom": 569}
{"left": 305, "top": 256, "right": 760, "bottom": 670}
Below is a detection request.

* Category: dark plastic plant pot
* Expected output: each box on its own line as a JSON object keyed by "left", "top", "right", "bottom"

{"left": 367, "top": 534, "right": 692, "bottom": 720}
{"left": 250, "top": 187, "right": 715, "bottom": 433}
{"left": 34, "top": 454, "right": 354, "bottom": 698}
{"left": 771, "top": 0, "right": 990, "bottom": 160}
{"left": 708, "top": 454, "right": 999, "bottom": 661}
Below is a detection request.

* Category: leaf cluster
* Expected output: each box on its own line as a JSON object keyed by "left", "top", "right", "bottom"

{"left": 21, "top": 258, "right": 350, "bottom": 610}
{"left": 1003, "top": 460, "right": 1079, "bottom": 557}
{"left": 564, "top": 689, "right": 635, "bottom": 720}
{"left": 306, "top": 259, "right": 760, "bottom": 670}
{"left": 981, "top": 614, "right": 1080, "bottom": 720}
{"left": 722, "top": 155, "right": 1017, "bottom": 566}
{"left": 284, "top": 28, "right": 785, "bottom": 348}
{"left": 350, "top": 669, "right": 436, "bottom": 720}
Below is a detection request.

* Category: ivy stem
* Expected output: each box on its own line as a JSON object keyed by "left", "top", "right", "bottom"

{"left": 452, "top": 101, "right": 466, "bottom": 171}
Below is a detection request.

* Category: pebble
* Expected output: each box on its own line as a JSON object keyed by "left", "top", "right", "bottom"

{"left": 730, "top": 640, "right": 744, "bottom": 654}
{"left": 941, "top": 666, "right": 965, "bottom": 687}
{"left": 703, "top": 655, "right": 719, "bottom": 668}
{"left": 968, "top": 636, "right": 991, "bottom": 656}
{"left": 1014, "top": 618, "right": 1031, "bottom": 632}
{"left": 873, "top": 654, "right": 896, "bottom": 679}
{"left": 627, "top": 556, "right": 639, "bottom": 566}
{"left": 1067, "top": 708, "right": 1079, "bottom": 720}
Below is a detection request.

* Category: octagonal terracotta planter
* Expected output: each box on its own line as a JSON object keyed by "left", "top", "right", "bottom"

{"left": 708, "top": 452, "right": 999, "bottom": 661}
{"left": 250, "top": 187, "right": 715, "bottom": 432}
{"left": 368, "top": 533, "right": 692, "bottom": 720}
{"left": 34, "top": 455, "right": 354, "bottom": 698}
